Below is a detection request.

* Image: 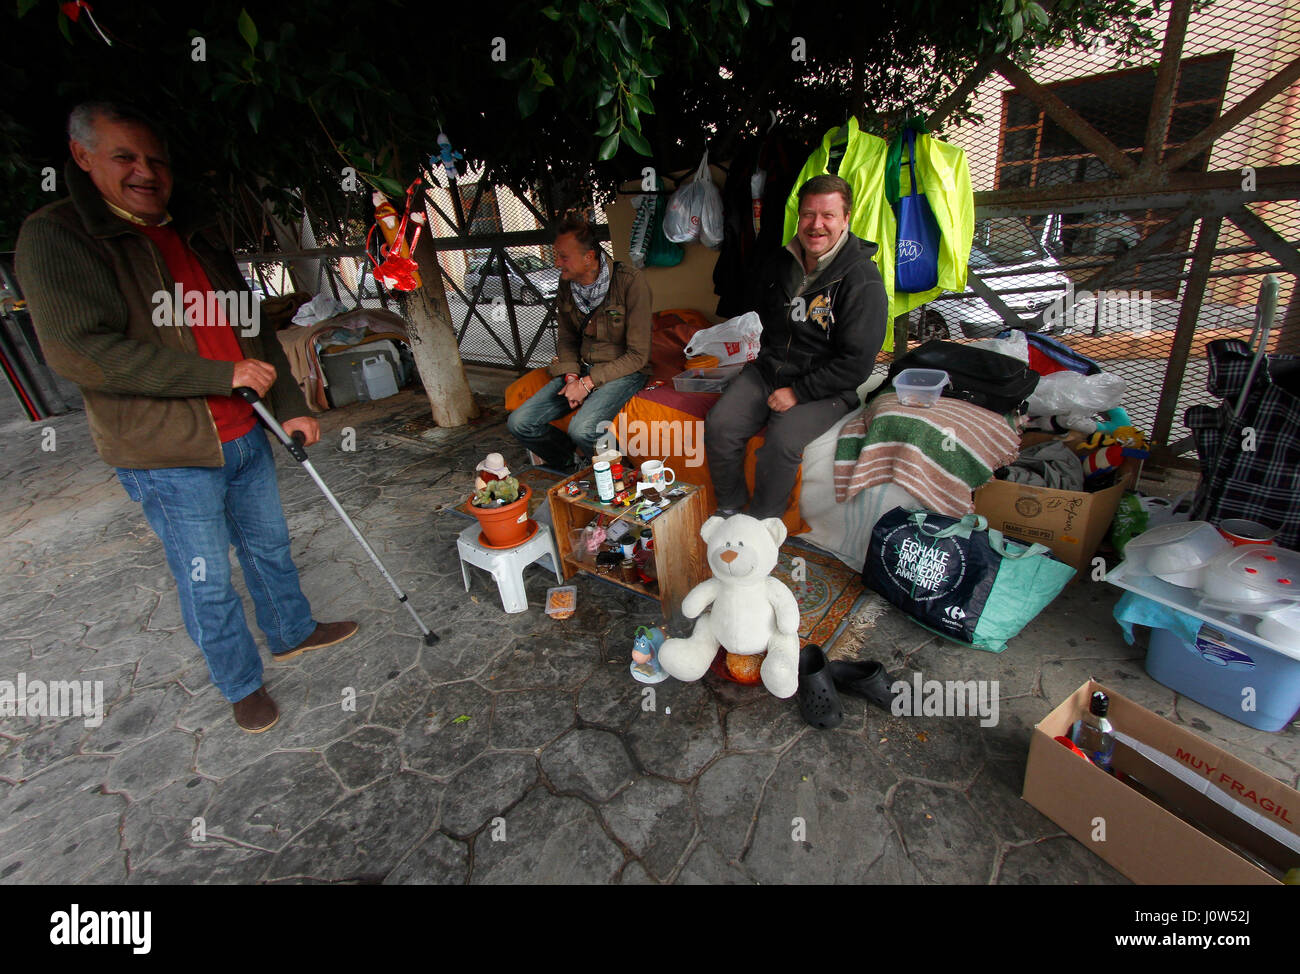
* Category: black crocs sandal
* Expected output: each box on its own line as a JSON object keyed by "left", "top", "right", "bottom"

{"left": 828, "top": 660, "right": 900, "bottom": 712}
{"left": 798, "top": 644, "right": 843, "bottom": 730}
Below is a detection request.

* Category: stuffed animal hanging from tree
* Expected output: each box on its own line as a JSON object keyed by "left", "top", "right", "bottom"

{"left": 368, "top": 177, "right": 426, "bottom": 292}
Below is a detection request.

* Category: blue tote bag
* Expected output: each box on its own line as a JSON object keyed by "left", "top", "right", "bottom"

{"left": 893, "top": 129, "right": 942, "bottom": 293}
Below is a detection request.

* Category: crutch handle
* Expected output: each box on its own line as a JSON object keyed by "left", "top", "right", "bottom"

{"left": 234, "top": 386, "right": 308, "bottom": 462}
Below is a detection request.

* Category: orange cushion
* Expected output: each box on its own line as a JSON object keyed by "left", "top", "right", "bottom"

{"left": 649, "top": 308, "right": 713, "bottom": 383}
{"left": 618, "top": 394, "right": 805, "bottom": 536}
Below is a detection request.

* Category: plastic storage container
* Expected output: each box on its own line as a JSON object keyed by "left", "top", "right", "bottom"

{"left": 321, "top": 343, "right": 403, "bottom": 406}
{"left": 1122, "top": 520, "right": 1231, "bottom": 588}
{"left": 545, "top": 585, "right": 577, "bottom": 619}
{"left": 672, "top": 365, "right": 744, "bottom": 393}
{"left": 893, "top": 368, "right": 950, "bottom": 407}
{"left": 1197, "top": 545, "right": 1300, "bottom": 614}
{"left": 1146, "top": 623, "right": 1300, "bottom": 732}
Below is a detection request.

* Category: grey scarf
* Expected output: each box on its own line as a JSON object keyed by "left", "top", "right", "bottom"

{"left": 571, "top": 251, "right": 612, "bottom": 315}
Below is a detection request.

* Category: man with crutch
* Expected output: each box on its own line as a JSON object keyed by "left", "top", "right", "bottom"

{"left": 16, "top": 102, "right": 356, "bottom": 733}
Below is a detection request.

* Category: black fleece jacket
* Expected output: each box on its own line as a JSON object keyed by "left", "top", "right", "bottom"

{"left": 749, "top": 232, "right": 888, "bottom": 408}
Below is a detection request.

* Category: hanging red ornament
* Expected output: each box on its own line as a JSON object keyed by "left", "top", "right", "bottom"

{"left": 367, "top": 177, "right": 426, "bottom": 292}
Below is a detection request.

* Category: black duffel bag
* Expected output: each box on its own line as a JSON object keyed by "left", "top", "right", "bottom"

{"left": 886, "top": 339, "right": 1040, "bottom": 414}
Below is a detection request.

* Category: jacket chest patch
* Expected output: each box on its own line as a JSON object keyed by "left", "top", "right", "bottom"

{"left": 808, "top": 294, "right": 833, "bottom": 331}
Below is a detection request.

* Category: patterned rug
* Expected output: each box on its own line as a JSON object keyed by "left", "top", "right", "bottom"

{"left": 709, "top": 543, "right": 871, "bottom": 685}
{"left": 773, "top": 543, "right": 870, "bottom": 650}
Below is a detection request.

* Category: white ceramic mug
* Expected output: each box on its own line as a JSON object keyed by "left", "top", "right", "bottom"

{"left": 640, "top": 460, "right": 676, "bottom": 491}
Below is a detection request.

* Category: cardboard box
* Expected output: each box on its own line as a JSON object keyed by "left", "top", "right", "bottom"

{"left": 973, "top": 457, "right": 1138, "bottom": 573}
{"left": 1023, "top": 680, "right": 1300, "bottom": 884}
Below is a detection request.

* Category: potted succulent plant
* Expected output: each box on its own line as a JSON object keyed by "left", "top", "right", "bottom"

{"left": 468, "top": 475, "right": 532, "bottom": 547}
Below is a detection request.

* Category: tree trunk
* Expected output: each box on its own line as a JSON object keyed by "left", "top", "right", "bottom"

{"left": 404, "top": 228, "right": 481, "bottom": 426}
{"left": 245, "top": 183, "right": 325, "bottom": 296}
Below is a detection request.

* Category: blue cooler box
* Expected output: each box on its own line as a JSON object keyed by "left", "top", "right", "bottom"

{"left": 1146, "top": 623, "right": 1300, "bottom": 732}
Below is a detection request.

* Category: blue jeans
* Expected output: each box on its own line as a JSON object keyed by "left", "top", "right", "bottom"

{"left": 506, "top": 371, "right": 648, "bottom": 469}
{"left": 116, "top": 425, "right": 316, "bottom": 702}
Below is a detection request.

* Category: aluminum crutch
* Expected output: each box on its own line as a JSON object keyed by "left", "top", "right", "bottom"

{"left": 235, "top": 387, "right": 439, "bottom": 645}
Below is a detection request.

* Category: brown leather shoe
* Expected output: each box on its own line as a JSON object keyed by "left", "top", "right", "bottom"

{"left": 273, "top": 620, "right": 359, "bottom": 661}
{"left": 233, "top": 686, "right": 280, "bottom": 733}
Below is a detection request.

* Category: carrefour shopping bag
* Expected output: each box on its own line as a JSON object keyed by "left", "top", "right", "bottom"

{"left": 863, "top": 508, "right": 1075, "bottom": 652}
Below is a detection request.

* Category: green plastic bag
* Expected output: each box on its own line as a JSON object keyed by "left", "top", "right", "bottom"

{"left": 1109, "top": 491, "right": 1149, "bottom": 558}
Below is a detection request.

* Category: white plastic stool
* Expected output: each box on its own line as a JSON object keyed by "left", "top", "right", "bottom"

{"left": 456, "top": 521, "right": 562, "bottom": 613}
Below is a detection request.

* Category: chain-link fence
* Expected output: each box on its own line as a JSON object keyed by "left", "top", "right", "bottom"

{"left": 422, "top": 173, "right": 611, "bottom": 372}
{"left": 928, "top": 0, "right": 1300, "bottom": 453}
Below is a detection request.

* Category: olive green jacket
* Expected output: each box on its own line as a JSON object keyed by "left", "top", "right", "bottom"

{"left": 548, "top": 260, "right": 653, "bottom": 387}
{"left": 15, "top": 161, "right": 309, "bottom": 469}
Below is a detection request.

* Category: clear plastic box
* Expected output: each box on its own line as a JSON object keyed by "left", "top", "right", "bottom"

{"left": 893, "top": 368, "right": 950, "bottom": 407}
{"left": 672, "top": 365, "right": 744, "bottom": 393}
{"left": 545, "top": 586, "right": 577, "bottom": 619}
{"left": 1122, "top": 520, "right": 1230, "bottom": 588}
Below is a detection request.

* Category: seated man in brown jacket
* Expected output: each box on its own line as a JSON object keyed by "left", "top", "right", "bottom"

{"left": 506, "top": 213, "right": 652, "bottom": 471}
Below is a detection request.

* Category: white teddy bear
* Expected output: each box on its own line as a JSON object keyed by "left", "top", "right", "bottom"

{"left": 657, "top": 514, "right": 801, "bottom": 698}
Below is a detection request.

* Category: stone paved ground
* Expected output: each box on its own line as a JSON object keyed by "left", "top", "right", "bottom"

{"left": 1, "top": 376, "right": 1296, "bottom": 884}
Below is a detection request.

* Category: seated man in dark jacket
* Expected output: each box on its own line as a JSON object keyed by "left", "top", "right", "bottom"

{"left": 705, "top": 174, "right": 888, "bottom": 519}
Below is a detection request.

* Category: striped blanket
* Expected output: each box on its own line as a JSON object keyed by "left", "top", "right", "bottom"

{"left": 834, "top": 393, "right": 1021, "bottom": 515}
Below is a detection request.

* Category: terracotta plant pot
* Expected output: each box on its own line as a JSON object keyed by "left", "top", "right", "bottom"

{"left": 468, "top": 485, "right": 532, "bottom": 547}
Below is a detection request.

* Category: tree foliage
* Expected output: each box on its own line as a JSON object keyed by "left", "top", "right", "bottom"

{"left": 1, "top": 0, "right": 1162, "bottom": 248}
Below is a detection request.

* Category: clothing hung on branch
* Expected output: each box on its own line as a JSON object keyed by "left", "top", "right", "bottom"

{"left": 712, "top": 131, "right": 806, "bottom": 318}
{"left": 883, "top": 124, "right": 975, "bottom": 318}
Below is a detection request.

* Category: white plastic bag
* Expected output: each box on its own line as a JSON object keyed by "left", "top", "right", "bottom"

{"left": 1027, "top": 370, "right": 1127, "bottom": 416}
{"left": 683, "top": 312, "right": 762, "bottom": 366}
{"left": 292, "top": 292, "right": 349, "bottom": 326}
{"left": 663, "top": 151, "right": 724, "bottom": 249}
{"left": 969, "top": 330, "right": 1029, "bottom": 363}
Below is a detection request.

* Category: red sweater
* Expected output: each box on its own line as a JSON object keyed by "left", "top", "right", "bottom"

{"left": 140, "top": 224, "right": 256, "bottom": 442}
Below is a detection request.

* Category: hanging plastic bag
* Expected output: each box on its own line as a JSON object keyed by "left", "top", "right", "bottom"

{"left": 682, "top": 312, "right": 763, "bottom": 366}
{"left": 664, "top": 151, "right": 724, "bottom": 248}
{"left": 629, "top": 175, "right": 684, "bottom": 269}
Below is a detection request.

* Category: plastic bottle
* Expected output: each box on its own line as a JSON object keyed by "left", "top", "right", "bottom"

{"left": 594, "top": 461, "right": 615, "bottom": 502}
